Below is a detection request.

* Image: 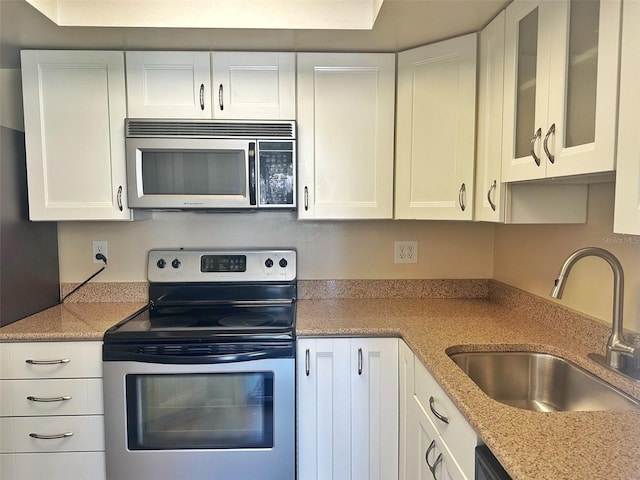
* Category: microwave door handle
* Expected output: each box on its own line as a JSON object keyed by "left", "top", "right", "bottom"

{"left": 249, "top": 142, "right": 257, "bottom": 206}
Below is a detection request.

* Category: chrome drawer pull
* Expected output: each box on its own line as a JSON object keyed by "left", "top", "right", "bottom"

{"left": 27, "top": 395, "right": 72, "bottom": 402}
{"left": 305, "top": 348, "right": 310, "bottom": 376}
{"left": 29, "top": 432, "right": 73, "bottom": 440}
{"left": 429, "top": 396, "right": 449, "bottom": 424}
{"left": 25, "top": 358, "right": 70, "bottom": 365}
{"left": 357, "top": 348, "right": 363, "bottom": 375}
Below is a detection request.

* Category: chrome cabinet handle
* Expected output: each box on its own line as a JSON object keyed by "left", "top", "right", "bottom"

{"left": 305, "top": 348, "right": 310, "bottom": 376}
{"left": 425, "top": 439, "right": 443, "bottom": 479}
{"left": 218, "top": 84, "right": 224, "bottom": 111}
{"left": 429, "top": 396, "right": 449, "bottom": 424}
{"left": 117, "top": 185, "right": 123, "bottom": 211}
{"left": 25, "top": 358, "right": 70, "bottom": 365}
{"left": 199, "top": 83, "right": 205, "bottom": 111}
{"left": 487, "top": 179, "right": 497, "bottom": 212}
{"left": 304, "top": 186, "right": 309, "bottom": 211}
{"left": 543, "top": 123, "right": 556, "bottom": 164}
{"left": 27, "top": 395, "right": 72, "bottom": 402}
{"left": 530, "top": 127, "right": 542, "bottom": 166}
{"left": 458, "top": 183, "right": 466, "bottom": 212}
{"left": 357, "top": 348, "right": 363, "bottom": 375}
{"left": 29, "top": 432, "right": 73, "bottom": 440}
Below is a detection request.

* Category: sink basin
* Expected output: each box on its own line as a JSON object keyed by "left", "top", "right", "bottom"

{"left": 449, "top": 351, "right": 640, "bottom": 412}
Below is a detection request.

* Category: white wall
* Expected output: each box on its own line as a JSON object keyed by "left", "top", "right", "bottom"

{"left": 57, "top": 215, "right": 495, "bottom": 282}
{"left": 494, "top": 182, "right": 640, "bottom": 333}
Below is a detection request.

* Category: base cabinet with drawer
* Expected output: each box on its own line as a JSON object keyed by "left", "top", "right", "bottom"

{"left": 0, "top": 342, "right": 105, "bottom": 480}
{"left": 297, "top": 337, "right": 399, "bottom": 480}
{"left": 400, "top": 340, "right": 478, "bottom": 480}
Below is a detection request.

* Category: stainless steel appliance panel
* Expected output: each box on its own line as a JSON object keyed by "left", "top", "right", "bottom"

{"left": 103, "top": 358, "right": 294, "bottom": 480}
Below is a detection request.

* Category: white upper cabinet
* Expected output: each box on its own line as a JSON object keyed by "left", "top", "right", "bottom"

{"left": 613, "top": 0, "right": 640, "bottom": 235}
{"left": 126, "top": 51, "right": 212, "bottom": 118}
{"left": 297, "top": 53, "right": 395, "bottom": 219}
{"left": 212, "top": 52, "right": 295, "bottom": 119}
{"left": 502, "top": 0, "right": 622, "bottom": 182}
{"left": 21, "top": 50, "right": 137, "bottom": 221}
{"left": 395, "top": 34, "right": 477, "bottom": 220}
{"left": 474, "top": 11, "right": 506, "bottom": 223}
{"left": 126, "top": 51, "right": 295, "bottom": 120}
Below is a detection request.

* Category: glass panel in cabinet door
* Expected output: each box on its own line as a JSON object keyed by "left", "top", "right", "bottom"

{"left": 565, "top": 0, "right": 600, "bottom": 147}
{"left": 514, "top": 8, "right": 539, "bottom": 159}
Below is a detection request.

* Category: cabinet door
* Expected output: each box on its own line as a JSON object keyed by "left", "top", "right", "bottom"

{"left": 297, "top": 338, "right": 351, "bottom": 480}
{"left": 212, "top": 52, "right": 295, "bottom": 119}
{"left": 351, "top": 338, "right": 398, "bottom": 480}
{"left": 474, "top": 11, "right": 506, "bottom": 222}
{"left": 297, "top": 53, "right": 395, "bottom": 219}
{"left": 613, "top": 0, "right": 640, "bottom": 234}
{"left": 501, "top": 0, "right": 551, "bottom": 182}
{"left": 545, "top": 0, "right": 621, "bottom": 177}
{"left": 126, "top": 51, "right": 212, "bottom": 118}
{"left": 395, "top": 34, "right": 477, "bottom": 220}
{"left": 21, "top": 50, "right": 134, "bottom": 220}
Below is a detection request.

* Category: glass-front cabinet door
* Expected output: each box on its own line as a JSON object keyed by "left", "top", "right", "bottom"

{"left": 502, "top": 0, "right": 622, "bottom": 182}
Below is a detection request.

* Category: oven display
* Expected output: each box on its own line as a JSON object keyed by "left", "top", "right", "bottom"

{"left": 201, "top": 255, "right": 247, "bottom": 272}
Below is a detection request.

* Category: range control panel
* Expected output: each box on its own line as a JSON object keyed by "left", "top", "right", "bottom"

{"left": 148, "top": 249, "right": 296, "bottom": 283}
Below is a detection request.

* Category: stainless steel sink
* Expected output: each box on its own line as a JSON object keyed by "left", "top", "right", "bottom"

{"left": 449, "top": 351, "right": 640, "bottom": 412}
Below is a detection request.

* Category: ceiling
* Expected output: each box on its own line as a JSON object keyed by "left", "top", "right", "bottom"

{"left": 0, "top": 0, "right": 510, "bottom": 69}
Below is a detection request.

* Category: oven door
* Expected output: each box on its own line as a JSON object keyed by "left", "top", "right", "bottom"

{"left": 126, "top": 137, "right": 257, "bottom": 209}
{"left": 103, "top": 356, "right": 294, "bottom": 480}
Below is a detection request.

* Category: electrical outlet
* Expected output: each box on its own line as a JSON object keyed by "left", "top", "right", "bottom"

{"left": 394, "top": 241, "right": 418, "bottom": 264}
{"left": 92, "top": 240, "right": 108, "bottom": 264}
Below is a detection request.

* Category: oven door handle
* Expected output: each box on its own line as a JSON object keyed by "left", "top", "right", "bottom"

{"left": 106, "top": 347, "right": 292, "bottom": 364}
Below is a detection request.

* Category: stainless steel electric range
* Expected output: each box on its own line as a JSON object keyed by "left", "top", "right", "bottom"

{"left": 102, "top": 249, "right": 296, "bottom": 480}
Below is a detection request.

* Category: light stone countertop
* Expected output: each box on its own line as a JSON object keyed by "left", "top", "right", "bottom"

{"left": 2, "top": 292, "right": 640, "bottom": 479}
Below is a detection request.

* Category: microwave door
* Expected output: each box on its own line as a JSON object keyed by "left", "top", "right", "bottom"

{"left": 127, "top": 138, "right": 254, "bottom": 209}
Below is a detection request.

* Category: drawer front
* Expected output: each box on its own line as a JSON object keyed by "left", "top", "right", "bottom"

{"left": 411, "top": 396, "right": 466, "bottom": 480}
{"left": 0, "top": 416, "right": 104, "bottom": 453}
{"left": 414, "top": 360, "right": 477, "bottom": 478}
{"left": 0, "top": 451, "right": 106, "bottom": 480}
{"left": 0, "top": 379, "right": 103, "bottom": 416}
{"left": 0, "top": 342, "right": 102, "bottom": 379}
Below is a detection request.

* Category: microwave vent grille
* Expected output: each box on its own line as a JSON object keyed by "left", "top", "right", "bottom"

{"left": 126, "top": 120, "right": 295, "bottom": 139}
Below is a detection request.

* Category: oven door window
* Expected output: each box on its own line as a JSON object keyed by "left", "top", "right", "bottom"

{"left": 125, "top": 372, "right": 274, "bottom": 450}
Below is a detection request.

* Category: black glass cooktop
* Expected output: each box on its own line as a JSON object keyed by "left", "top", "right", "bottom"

{"left": 105, "top": 302, "right": 295, "bottom": 342}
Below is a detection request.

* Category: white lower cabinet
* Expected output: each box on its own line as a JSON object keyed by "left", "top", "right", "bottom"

{"left": 297, "top": 337, "right": 399, "bottom": 480}
{"left": 399, "top": 340, "right": 478, "bottom": 480}
{"left": 0, "top": 342, "right": 105, "bottom": 480}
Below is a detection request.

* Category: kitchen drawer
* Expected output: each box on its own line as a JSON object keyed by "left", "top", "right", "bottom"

{"left": 411, "top": 395, "right": 466, "bottom": 480}
{"left": 414, "top": 359, "right": 477, "bottom": 478}
{"left": 0, "top": 451, "right": 106, "bottom": 480}
{"left": 0, "top": 342, "right": 102, "bottom": 379}
{"left": 0, "top": 415, "right": 104, "bottom": 453}
{"left": 0, "top": 378, "right": 103, "bottom": 416}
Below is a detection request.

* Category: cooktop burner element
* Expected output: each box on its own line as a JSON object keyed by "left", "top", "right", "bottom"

{"left": 103, "top": 249, "right": 297, "bottom": 345}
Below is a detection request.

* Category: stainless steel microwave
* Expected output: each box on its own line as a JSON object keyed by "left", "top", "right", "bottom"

{"left": 125, "top": 119, "right": 296, "bottom": 210}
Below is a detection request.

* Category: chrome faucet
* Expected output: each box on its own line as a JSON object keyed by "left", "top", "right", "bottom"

{"left": 551, "top": 247, "right": 638, "bottom": 372}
